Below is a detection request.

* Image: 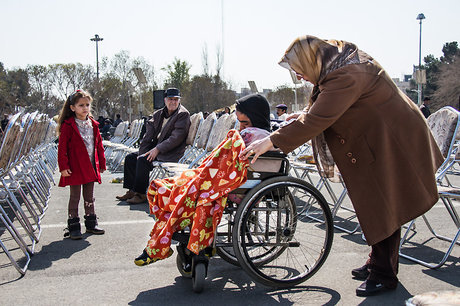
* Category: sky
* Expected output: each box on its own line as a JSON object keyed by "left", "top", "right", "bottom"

{"left": 1, "top": 0, "right": 459, "bottom": 92}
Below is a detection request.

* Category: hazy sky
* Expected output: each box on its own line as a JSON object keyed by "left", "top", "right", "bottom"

{"left": 1, "top": 0, "right": 458, "bottom": 91}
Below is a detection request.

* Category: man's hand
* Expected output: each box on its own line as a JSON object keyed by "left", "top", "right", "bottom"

{"left": 139, "top": 147, "right": 160, "bottom": 162}
{"left": 60, "top": 169, "right": 72, "bottom": 177}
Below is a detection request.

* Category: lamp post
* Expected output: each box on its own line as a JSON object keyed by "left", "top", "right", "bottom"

{"left": 90, "top": 34, "right": 103, "bottom": 81}
{"left": 416, "top": 13, "right": 425, "bottom": 105}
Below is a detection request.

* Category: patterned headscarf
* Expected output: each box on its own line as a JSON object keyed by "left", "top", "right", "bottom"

{"left": 279, "top": 35, "right": 373, "bottom": 179}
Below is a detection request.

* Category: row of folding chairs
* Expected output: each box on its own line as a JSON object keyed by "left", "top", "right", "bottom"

{"left": 0, "top": 111, "right": 58, "bottom": 275}
{"left": 103, "top": 119, "right": 144, "bottom": 172}
{"left": 102, "top": 120, "right": 131, "bottom": 157}
{"left": 149, "top": 112, "right": 239, "bottom": 180}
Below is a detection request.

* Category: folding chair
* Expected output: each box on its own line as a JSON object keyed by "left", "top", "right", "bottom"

{"left": 289, "top": 143, "right": 359, "bottom": 234}
{"left": 399, "top": 106, "right": 460, "bottom": 268}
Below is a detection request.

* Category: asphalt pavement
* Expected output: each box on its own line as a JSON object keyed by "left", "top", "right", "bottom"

{"left": 0, "top": 171, "right": 458, "bottom": 305}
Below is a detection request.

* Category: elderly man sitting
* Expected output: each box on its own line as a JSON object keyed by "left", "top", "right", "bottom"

{"left": 116, "top": 88, "right": 191, "bottom": 204}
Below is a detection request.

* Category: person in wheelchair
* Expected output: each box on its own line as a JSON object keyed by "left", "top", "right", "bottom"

{"left": 241, "top": 35, "right": 443, "bottom": 296}
{"left": 134, "top": 93, "right": 273, "bottom": 266}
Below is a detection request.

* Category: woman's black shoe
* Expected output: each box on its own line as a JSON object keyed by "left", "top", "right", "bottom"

{"left": 352, "top": 264, "right": 370, "bottom": 280}
{"left": 356, "top": 279, "right": 396, "bottom": 297}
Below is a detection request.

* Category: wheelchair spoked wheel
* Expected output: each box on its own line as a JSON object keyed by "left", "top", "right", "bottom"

{"left": 215, "top": 204, "right": 240, "bottom": 266}
{"left": 233, "top": 176, "right": 333, "bottom": 288}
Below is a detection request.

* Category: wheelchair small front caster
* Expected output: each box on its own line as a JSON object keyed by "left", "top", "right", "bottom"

{"left": 192, "top": 262, "right": 206, "bottom": 293}
{"left": 176, "top": 254, "right": 192, "bottom": 279}
{"left": 191, "top": 250, "right": 209, "bottom": 293}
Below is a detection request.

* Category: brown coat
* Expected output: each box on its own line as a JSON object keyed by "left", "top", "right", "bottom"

{"left": 139, "top": 105, "right": 190, "bottom": 162}
{"left": 271, "top": 62, "right": 443, "bottom": 245}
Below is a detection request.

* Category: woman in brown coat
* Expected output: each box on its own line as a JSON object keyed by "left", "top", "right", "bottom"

{"left": 241, "top": 35, "right": 444, "bottom": 296}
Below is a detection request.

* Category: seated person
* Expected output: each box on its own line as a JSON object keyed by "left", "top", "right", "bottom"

{"left": 100, "top": 119, "right": 112, "bottom": 139}
{"left": 134, "top": 93, "right": 272, "bottom": 266}
{"left": 113, "top": 114, "right": 123, "bottom": 127}
{"left": 276, "top": 104, "right": 288, "bottom": 121}
{"left": 116, "top": 88, "right": 191, "bottom": 204}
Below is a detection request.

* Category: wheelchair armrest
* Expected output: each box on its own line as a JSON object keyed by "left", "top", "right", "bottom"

{"left": 257, "top": 151, "right": 287, "bottom": 159}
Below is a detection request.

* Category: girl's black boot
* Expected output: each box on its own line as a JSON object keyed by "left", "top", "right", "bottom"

{"left": 84, "top": 214, "right": 105, "bottom": 235}
{"left": 65, "top": 217, "right": 82, "bottom": 240}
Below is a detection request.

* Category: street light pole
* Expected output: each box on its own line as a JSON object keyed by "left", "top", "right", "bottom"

{"left": 90, "top": 34, "right": 103, "bottom": 81}
{"left": 416, "top": 13, "right": 425, "bottom": 106}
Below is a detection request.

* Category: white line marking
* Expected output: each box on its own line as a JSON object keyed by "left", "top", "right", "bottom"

{"left": 40, "top": 219, "right": 154, "bottom": 228}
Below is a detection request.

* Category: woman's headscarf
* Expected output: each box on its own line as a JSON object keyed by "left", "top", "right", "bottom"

{"left": 278, "top": 35, "right": 372, "bottom": 179}
{"left": 278, "top": 35, "right": 364, "bottom": 85}
{"left": 235, "top": 94, "right": 271, "bottom": 131}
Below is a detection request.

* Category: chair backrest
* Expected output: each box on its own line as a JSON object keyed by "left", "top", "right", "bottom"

{"left": 0, "top": 113, "right": 22, "bottom": 170}
{"left": 206, "top": 114, "right": 229, "bottom": 150}
{"left": 113, "top": 121, "right": 128, "bottom": 137}
{"left": 195, "top": 112, "right": 217, "bottom": 149}
{"left": 225, "top": 113, "right": 238, "bottom": 131}
{"left": 130, "top": 119, "right": 142, "bottom": 139}
{"left": 427, "top": 106, "right": 460, "bottom": 158}
{"left": 186, "top": 112, "right": 203, "bottom": 145}
{"left": 127, "top": 119, "right": 139, "bottom": 137}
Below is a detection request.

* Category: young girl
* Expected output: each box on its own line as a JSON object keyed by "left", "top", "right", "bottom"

{"left": 57, "top": 89, "right": 106, "bottom": 240}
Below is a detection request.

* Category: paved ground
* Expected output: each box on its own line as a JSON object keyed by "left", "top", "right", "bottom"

{"left": 1, "top": 171, "right": 459, "bottom": 305}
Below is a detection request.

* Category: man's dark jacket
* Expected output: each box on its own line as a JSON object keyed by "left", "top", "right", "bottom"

{"left": 139, "top": 105, "right": 190, "bottom": 162}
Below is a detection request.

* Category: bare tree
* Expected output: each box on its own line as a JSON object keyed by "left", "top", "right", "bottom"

{"left": 432, "top": 55, "right": 460, "bottom": 111}
{"left": 47, "top": 63, "right": 94, "bottom": 100}
{"left": 202, "top": 43, "right": 210, "bottom": 77}
{"left": 27, "top": 65, "right": 57, "bottom": 114}
{"left": 215, "top": 45, "right": 223, "bottom": 78}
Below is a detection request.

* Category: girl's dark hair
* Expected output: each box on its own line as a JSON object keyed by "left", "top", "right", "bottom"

{"left": 56, "top": 89, "right": 93, "bottom": 135}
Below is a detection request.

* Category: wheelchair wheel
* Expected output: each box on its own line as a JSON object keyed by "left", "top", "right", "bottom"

{"left": 215, "top": 204, "right": 240, "bottom": 266}
{"left": 192, "top": 263, "right": 206, "bottom": 293}
{"left": 216, "top": 246, "right": 239, "bottom": 266}
{"left": 233, "top": 176, "right": 333, "bottom": 288}
{"left": 176, "top": 254, "right": 192, "bottom": 279}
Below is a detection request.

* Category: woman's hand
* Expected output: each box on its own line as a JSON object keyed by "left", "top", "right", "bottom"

{"left": 60, "top": 169, "right": 72, "bottom": 177}
{"left": 240, "top": 136, "right": 275, "bottom": 163}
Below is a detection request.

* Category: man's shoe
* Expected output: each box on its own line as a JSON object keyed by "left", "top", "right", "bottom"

{"left": 116, "top": 190, "right": 135, "bottom": 201}
{"left": 352, "top": 264, "right": 370, "bottom": 280}
{"left": 356, "top": 279, "right": 396, "bottom": 297}
{"left": 126, "top": 193, "right": 147, "bottom": 204}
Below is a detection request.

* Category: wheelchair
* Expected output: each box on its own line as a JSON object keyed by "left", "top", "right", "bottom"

{"left": 173, "top": 151, "right": 334, "bottom": 293}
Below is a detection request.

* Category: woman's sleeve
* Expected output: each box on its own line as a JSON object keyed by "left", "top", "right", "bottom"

{"left": 270, "top": 69, "right": 364, "bottom": 154}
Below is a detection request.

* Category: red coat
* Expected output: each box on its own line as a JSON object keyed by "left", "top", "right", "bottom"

{"left": 58, "top": 116, "right": 106, "bottom": 187}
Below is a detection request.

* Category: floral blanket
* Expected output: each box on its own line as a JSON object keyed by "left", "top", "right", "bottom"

{"left": 145, "top": 129, "right": 248, "bottom": 260}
